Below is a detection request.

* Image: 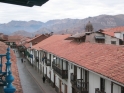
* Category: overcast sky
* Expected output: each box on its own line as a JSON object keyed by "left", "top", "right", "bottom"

{"left": 0, "top": 0, "right": 124, "bottom": 23}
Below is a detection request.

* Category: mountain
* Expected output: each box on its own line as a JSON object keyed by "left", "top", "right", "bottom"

{"left": 57, "top": 14, "right": 124, "bottom": 34}
{"left": 0, "top": 20, "right": 43, "bottom": 35}
{"left": 11, "top": 30, "right": 32, "bottom": 37}
{"left": 1, "top": 14, "right": 124, "bottom": 36}
{"left": 33, "top": 27, "right": 51, "bottom": 35}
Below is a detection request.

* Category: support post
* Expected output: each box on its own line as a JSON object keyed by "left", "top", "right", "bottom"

{"left": 4, "top": 47, "right": 16, "bottom": 93}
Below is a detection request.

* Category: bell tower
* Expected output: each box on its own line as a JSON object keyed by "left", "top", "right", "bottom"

{"left": 85, "top": 21, "right": 93, "bottom": 34}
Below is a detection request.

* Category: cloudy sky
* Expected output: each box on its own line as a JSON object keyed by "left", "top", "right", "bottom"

{"left": 0, "top": 0, "right": 124, "bottom": 23}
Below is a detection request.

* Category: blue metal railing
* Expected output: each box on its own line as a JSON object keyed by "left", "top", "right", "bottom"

{"left": 0, "top": 47, "right": 16, "bottom": 93}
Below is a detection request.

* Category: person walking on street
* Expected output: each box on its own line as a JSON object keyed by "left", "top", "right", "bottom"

{"left": 21, "top": 58, "right": 23, "bottom": 63}
{"left": 42, "top": 76, "right": 46, "bottom": 83}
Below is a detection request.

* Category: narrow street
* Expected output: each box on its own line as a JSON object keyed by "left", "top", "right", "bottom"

{"left": 15, "top": 50, "right": 44, "bottom": 93}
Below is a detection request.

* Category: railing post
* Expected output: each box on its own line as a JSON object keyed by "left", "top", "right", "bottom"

{"left": 4, "top": 47, "right": 16, "bottom": 93}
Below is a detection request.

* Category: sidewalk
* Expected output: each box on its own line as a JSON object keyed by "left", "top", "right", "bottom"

{"left": 24, "top": 58, "right": 57, "bottom": 93}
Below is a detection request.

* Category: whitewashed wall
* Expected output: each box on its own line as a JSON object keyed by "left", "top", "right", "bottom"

{"left": 105, "top": 35, "right": 119, "bottom": 45}
{"left": 115, "top": 32, "right": 121, "bottom": 39}
{"left": 89, "top": 72, "right": 100, "bottom": 93}
{"left": 32, "top": 50, "right": 123, "bottom": 93}
{"left": 113, "top": 83, "right": 121, "bottom": 93}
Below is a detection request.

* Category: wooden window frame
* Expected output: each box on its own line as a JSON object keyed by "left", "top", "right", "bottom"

{"left": 100, "top": 78, "right": 105, "bottom": 92}
{"left": 111, "top": 41, "right": 116, "bottom": 45}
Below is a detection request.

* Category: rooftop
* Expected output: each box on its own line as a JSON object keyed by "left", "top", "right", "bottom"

{"left": 102, "top": 26, "right": 124, "bottom": 37}
{"left": 33, "top": 34, "right": 124, "bottom": 85}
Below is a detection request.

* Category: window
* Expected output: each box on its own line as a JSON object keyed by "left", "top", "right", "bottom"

{"left": 111, "top": 41, "right": 116, "bottom": 44}
{"left": 71, "top": 64, "right": 73, "bottom": 69}
{"left": 85, "top": 70, "right": 89, "bottom": 90}
{"left": 49, "top": 54, "right": 51, "bottom": 62}
{"left": 96, "top": 39, "right": 105, "bottom": 43}
{"left": 121, "top": 87, "right": 124, "bottom": 93}
{"left": 100, "top": 78, "right": 105, "bottom": 92}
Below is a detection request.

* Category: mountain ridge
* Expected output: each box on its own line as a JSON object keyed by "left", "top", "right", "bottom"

{"left": 0, "top": 14, "right": 124, "bottom": 36}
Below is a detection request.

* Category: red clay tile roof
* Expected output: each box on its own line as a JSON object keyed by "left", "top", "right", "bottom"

{"left": 102, "top": 26, "right": 124, "bottom": 37}
{"left": 17, "top": 38, "right": 31, "bottom": 46}
{"left": 33, "top": 35, "right": 124, "bottom": 85}
{"left": 8, "top": 35, "right": 24, "bottom": 42}
{"left": 32, "top": 34, "right": 71, "bottom": 50}
{"left": 0, "top": 34, "right": 8, "bottom": 41}
{"left": 28, "top": 34, "right": 49, "bottom": 43}
{"left": 24, "top": 42, "right": 31, "bottom": 48}
{"left": 0, "top": 41, "right": 23, "bottom": 93}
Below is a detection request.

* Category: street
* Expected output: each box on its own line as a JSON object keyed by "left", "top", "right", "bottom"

{"left": 16, "top": 51, "right": 44, "bottom": 93}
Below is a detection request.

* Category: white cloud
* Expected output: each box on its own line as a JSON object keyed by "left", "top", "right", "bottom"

{"left": 0, "top": 0, "right": 124, "bottom": 23}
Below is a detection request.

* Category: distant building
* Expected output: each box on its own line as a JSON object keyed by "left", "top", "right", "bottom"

{"left": 66, "top": 22, "right": 123, "bottom": 45}
{"left": 0, "top": 33, "right": 8, "bottom": 41}
{"left": 4, "top": 35, "right": 23, "bottom": 48}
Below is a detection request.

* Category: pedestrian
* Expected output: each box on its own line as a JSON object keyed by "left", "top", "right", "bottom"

{"left": 42, "top": 76, "right": 46, "bottom": 83}
{"left": 21, "top": 58, "right": 23, "bottom": 63}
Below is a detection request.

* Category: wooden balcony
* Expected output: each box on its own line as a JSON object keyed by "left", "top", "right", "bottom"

{"left": 52, "top": 63, "right": 68, "bottom": 79}
{"left": 70, "top": 74, "right": 77, "bottom": 81}
{"left": 71, "top": 75, "right": 88, "bottom": 93}
{"left": 35, "top": 57, "right": 39, "bottom": 62}
{"left": 95, "top": 88, "right": 106, "bottom": 93}
{"left": 45, "top": 59, "right": 51, "bottom": 66}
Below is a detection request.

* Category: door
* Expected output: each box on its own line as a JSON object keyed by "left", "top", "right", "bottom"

{"left": 50, "top": 71, "right": 51, "bottom": 83}
{"left": 54, "top": 74, "right": 55, "bottom": 88}
{"left": 74, "top": 65, "right": 77, "bottom": 80}
{"left": 72, "top": 87, "right": 76, "bottom": 93}
{"left": 46, "top": 67, "right": 47, "bottom": 77}
{"left": 43, "top": 66, "right": 44, "bottom": 75}
{"left": 40, "top": 65, "right": 42, "bottom": 74}
{"left": 64, "top": 84, "right": 67, "bottom": 93}
{"left": 59, "top": 79, "right": 62, "bottom": 93}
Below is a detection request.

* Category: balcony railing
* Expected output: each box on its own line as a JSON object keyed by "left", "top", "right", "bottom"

{"left": 35, "top": 57, "right": 39, "bottom": 62}
{"left": 71, "top": 75, "right": 88, "bottom": 93}
{"left": 52, "top": 63, "right": 68, "bottom": 79}
{"left": 95, "top": 88, "right": 106, "bottom": 93}
{"left": 45, "top": 59, "right": 51, "bottom": 66}
{"left": 71, "top": 74, "right": 77, "bottom": 81}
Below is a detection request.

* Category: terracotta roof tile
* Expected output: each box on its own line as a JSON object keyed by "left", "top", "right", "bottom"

{"left": 32, "top": 34, "right": 71, "bottom": 50}
{"left": 24, "top": 42, "right": 31, "bottom": 48}
{"left": 33, "top": 34, "right": 124, "bottom": 85}
{"left": 102, "top": 26, "right": 124, "bottom": 37}
{"left": 8, "top": 35, "right": 23, "bottom": 42}
{"left": 28, "top": 34, "right": 49, "bottom": 43}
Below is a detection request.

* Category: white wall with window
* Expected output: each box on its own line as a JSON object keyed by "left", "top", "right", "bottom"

{"left": 27, "top": 49, "right": 124, "bottom": 93}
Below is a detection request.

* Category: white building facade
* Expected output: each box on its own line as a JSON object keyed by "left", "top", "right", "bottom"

{"left": 26, "top": 48, "right": 124, "bottom": 93}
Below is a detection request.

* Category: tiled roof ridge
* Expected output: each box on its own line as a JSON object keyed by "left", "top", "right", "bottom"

{"left": 103, "top": 26, "right": 124, "bottom": 32}
{"left": 28, "top": 34, "right": 43, "bottom": 42}
{"left": 32, "top": 34, "right": 71, "bottom": 49}
{"left": 28, "top": 34, "right": 49, "bottom": 43}
{"left": 70, "top": 41, "right": 124, "bottom": 49}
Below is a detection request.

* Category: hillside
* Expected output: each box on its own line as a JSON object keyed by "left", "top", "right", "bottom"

{"left": 1, "top": 14, "right": 124, "bottom": 36}
{"left": 11, "top": 30, "right": 32, "bottom": 37}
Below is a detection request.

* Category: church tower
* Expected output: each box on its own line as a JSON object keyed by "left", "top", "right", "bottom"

{"left": 85, "top": 21, "right": 93, "bottom": 33}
